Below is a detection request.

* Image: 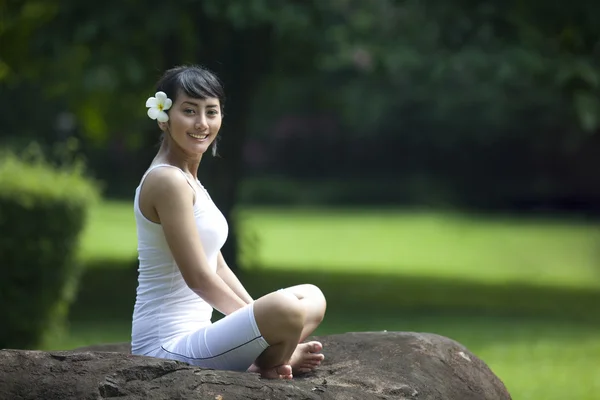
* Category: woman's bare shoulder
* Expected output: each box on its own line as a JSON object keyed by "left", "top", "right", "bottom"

{"left": 140, "top": 166, "right": 193, "bottom": 205}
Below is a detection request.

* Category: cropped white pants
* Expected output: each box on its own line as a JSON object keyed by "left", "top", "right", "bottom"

{"left": 148, "top": 302, "right": 269, "bottom": 371}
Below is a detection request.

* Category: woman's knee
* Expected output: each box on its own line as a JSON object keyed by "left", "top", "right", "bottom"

{"left": 307, "top": 284, "right": 326, "bottom": 306}
{"left": 296, "top": 284, "right": 327, "bottom": 319}
{"left": 253, "top": 291, "right": 305, "bottom": 343}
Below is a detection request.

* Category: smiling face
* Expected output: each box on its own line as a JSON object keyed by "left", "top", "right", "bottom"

{"left": 160, "top": 91, "right": 222, "bottom": 157}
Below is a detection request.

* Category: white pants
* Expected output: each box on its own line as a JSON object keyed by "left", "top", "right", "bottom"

{"left": 149, "top": 302, "right": 269, "bottom": 371}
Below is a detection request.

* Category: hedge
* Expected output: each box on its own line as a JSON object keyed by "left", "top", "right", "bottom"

{"left": 0, "top": 150, "right": 100, "bottom": 349}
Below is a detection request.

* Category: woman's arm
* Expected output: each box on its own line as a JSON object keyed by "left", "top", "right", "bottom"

{"left": 144, "top": 168, "right": 246, "bottom": 315}
{"left": 216, "top": 251, "right": 254, "bottom": 304}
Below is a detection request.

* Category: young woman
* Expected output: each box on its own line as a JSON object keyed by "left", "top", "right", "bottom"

{"left": 131, "top": 65, "right": 326, "bottom": 379}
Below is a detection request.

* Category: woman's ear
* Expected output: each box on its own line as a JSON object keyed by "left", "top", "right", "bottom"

{"left": 158, "top": 121, "right": 168, "bottom": 132}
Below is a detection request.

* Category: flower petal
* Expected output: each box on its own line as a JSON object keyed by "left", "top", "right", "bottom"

{"left": 163, "top": 98, "right": 172, "bottom": 110}
{"left": 145, "top": 97, "right": 158, "bottom": 107}
{"left": 156, "top": 110, "right": 169, "bottom": 122}
{"left": 147, "top": 107, "right": 159, "bottom": 120}
{"left": 155, "top": 91, "right": 167, "bottom": 103}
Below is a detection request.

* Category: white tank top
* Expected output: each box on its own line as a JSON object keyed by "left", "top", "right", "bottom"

{"left": 131, "top": 164, "right": 229, "bottom": 355}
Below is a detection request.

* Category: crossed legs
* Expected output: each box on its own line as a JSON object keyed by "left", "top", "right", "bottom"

{"left": 250, "top": 284, "right": 327, "bottom": 379}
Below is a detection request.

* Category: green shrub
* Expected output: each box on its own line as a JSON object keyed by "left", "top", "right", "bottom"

{"left": 0, "top": 148, "right": 100, "bottom": 349}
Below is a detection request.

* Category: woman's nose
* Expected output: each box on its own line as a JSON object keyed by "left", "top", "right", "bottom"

{"left": 195, "top": 116, "right": 208, "bottom": 129}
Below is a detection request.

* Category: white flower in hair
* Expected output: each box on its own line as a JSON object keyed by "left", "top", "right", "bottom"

{"left": 146, "top": 91, "right": 172, "bottom": 122}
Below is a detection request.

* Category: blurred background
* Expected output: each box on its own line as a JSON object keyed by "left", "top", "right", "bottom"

{"left": 1, "top": 1, "right": 600, "bottom": 399}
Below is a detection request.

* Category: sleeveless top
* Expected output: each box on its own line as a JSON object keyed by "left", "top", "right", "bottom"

{"left": 131, "top": 164, "right": 229, "bottom": 355}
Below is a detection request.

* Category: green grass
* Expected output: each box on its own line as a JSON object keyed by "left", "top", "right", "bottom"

{"left": 78, "top": 200, "right": 137, "bottom": 262}
{"left": 82, "top": 202, "right": 600, "bottom": 287}
{"left": 239, "top": 207, "right": 600, "bottom": 289}
{"left": 320, "top": 313, "right": 600, "bottom": 400}
{"left": 62, "top": 200, "right": 600, "bottom": 400}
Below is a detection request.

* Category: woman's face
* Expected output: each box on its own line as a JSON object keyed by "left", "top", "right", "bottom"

{"left": 161, "top": 91, "right": 222, "bottom": 156}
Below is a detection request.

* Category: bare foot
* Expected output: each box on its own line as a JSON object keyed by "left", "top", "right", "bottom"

{"left": 247, "top": 363, "right": 293, "bottom": 380}
{"left": 289, "top": 341, "right": 325, "bottom": 375}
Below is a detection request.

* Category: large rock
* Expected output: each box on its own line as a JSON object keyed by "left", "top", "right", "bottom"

{"left": 0, "top": 332, "right": 511, "bottom": 399}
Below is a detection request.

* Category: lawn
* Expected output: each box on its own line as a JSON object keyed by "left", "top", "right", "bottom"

{"left": 81, "top": 202, "right": 600, "bottom": 288}
{"left": 238, "top": 207, "right": 600, "bottom": 289}
{"left": 77, "top": 200, "right": 138, "bottom": 262}
{"left": 57, "top": 200, "right": 600, "bottom": 400}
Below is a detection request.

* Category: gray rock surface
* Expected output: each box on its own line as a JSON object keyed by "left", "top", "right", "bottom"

{"left": 0, "top": 331, "right": 512, "bottom": 399}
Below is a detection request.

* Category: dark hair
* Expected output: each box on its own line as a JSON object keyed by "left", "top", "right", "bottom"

{"left": 156, "top": 65, "right": 225, "bottom": 109}
{"left": 155, "top": 65, "right": 225, "bottom": 155}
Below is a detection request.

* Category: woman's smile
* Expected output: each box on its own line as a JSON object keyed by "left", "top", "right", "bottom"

{"left": 188, "top": 132, "right": 209, "bottom": 141}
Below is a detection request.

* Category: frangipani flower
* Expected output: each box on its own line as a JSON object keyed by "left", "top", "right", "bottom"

{"left": 146, "top": 91, "right": 172, "bottom": 122}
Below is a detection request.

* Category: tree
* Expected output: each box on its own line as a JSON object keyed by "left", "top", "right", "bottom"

{"left": 0, "top": 0, "right": 324, "bottom": 267}
{"left": 2, "top": 0, "right": 600, "bottom": 263}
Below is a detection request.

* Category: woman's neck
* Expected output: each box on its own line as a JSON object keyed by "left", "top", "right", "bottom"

{"left": 154, "top": 136, "right": 202, "bottom": 179}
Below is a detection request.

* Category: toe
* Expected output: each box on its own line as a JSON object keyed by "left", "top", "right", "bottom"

{"left": 309, "top": 341, "right": 323, "bottom": 353}
{"left": 277, "top": 364, "right": 292, "bottom": 376}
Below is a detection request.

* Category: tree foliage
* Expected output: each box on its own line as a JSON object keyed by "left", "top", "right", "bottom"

{"left": 2, "top": 0, "right": 598, "bottom": 144}
{"left": 1, "top": 0, "right": 600, "bottom": 263}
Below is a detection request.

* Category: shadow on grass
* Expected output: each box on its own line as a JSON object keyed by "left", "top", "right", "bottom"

{"left": 72, "top": 258, "right": 600, "bottom": 327}
{"left": 56, "top": 257, "right": 600, "bottom": 354}
{"left": 241, "top": 269, "right": 600, "bottom": 325}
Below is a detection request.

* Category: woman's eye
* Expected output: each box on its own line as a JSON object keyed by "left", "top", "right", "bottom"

{"left": 207, "top": 110, "right": 218, "bottom": 116}
{"left": 184, "top": 109, "right": 195, "bottom": 114}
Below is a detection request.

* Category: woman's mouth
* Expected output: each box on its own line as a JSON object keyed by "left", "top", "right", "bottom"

{"left": 188, "top": 133, "right": 209, "bottom": 140}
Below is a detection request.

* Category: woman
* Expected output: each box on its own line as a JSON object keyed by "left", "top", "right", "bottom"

{"left": 131, "top": 65, "right": 327, "bottom": 380}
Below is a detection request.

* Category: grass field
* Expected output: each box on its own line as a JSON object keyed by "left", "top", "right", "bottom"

{"left": 81, "top": 202, "right": 600, "bottom": 287}
{"left": 238, "top": 207, "right": 600, "bottom": 288}
{"left": 57, "top": 200, "right": 600, "bottom": 400}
